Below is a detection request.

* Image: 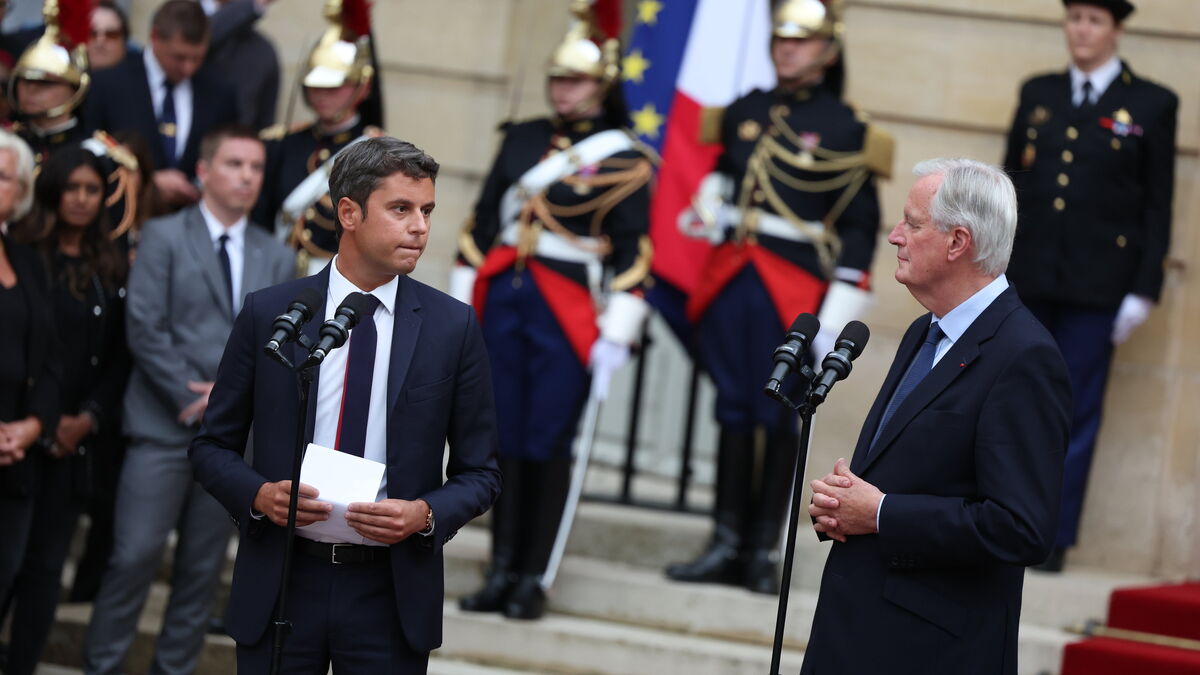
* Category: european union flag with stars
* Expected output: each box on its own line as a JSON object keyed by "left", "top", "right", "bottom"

{"left": 622, "top": 0, "right": 700, "bottom": 153}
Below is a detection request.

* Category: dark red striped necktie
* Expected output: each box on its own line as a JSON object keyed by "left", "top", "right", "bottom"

{"left": 334, "top": 294, "right": 381, "bottom": 457}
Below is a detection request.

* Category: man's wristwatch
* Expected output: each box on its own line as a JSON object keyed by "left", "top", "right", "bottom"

{"left": 420, "top": 502, "right": 435, "bottom": 536}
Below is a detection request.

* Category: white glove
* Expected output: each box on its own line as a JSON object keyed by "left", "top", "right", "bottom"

{"left": 814, "top": 280, "right": 873, "bottom": 363}
{"left": 588, "top": 338, "right": 630, "bottom": 401}
{"left": 810, "top": 327, "right": 838, "bottom": 367}
{"left": 678, "top": 172, "right": 733, "bottom": 244}
{"left": 449, "top": 266, "right": 477, "bottom": 306}
{"left": 1111, "top": 293, "right": 1154, "bottom": 345}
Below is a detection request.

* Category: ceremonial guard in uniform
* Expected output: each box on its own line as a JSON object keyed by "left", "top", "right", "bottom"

{"left": 7, "top": 0, "right": 90, "bottom": 167}
{"left": 252, "top": 0, "right": 379, "bottom": 276}
{"left": 665, "top": 0, "right": 891, "bottom": 594}
{"left": 455, "top": 0, "right": 653, "bottom": 620}
{"left": 8, "top": 1, "right": 142, "bottom": 249}
{"left": 1003, "top": 0, "right": 1177, "bottom": 572}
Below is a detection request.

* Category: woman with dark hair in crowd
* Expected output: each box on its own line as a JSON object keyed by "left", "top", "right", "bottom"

{"left": 0, "top": 130, "right": 60, "bottom": 663}
{"left": 1, "top": 145, "right": 130, "bottom": 675}
{"left": 66, "top": 130, "right": 157, "bottom": 604}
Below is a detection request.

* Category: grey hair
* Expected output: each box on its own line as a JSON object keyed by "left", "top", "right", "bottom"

{"left": 0, "top": 130, "right": 36, "bottom": 221}
{"left": 329, "top": 137, "right": 440, "bottom": 239}
{"left": 912, "top": 158, "right": 1017, "bottom": 277}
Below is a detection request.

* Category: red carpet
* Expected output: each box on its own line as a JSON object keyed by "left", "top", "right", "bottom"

{"left": 1109, "top": 582, "right": 1200, "bottom": 642}
{"left": 1061, "top": 583, "right": 1200, "bottom": 675}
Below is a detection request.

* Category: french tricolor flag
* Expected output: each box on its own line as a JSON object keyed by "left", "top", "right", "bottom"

{"left": 623, "top": 0, "right": 775, "bottom": 338}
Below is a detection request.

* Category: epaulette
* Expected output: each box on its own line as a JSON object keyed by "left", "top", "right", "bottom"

{"left": 863, "top": 124, "right": 894, "bottom": 179}
{"left": 258, "top": 124, "right": 287, "bottom": 141}
{"left": 88, "top": 131, "right": 139, "bottom": 171}
{"left": 699, "top": 107, "right": 724, "bottom": 145}
{"left": 853, "top": 106, "right": 871, "bottom": 125}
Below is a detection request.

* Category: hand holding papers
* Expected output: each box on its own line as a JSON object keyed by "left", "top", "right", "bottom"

{"left": 298, "top": 443, "right": 386, "bottom": 544}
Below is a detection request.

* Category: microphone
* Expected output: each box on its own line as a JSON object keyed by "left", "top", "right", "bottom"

{"left": 764, "top": 313, "right": 821, "bottom": 395}
{"left": 300, "top": 292, "right": 377, "bottom": 370}
{"left": 263, "top": 287, "right": 324, "bottom": 355}
{"left": 809, "top": 320, "right": 871, "bottom": 405}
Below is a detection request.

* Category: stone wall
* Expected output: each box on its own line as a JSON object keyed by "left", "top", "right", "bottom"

{"left": 126, "top": 0, "right": 1199, "bottom": 578}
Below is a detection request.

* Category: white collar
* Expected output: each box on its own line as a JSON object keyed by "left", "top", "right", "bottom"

{"left": 932, "top": 274, "right": 1010, "bottom": 344}
{"left": 1070, "top": 56, "right": 1122, "bottom": 99}
{"left": 199, "top": 201, "right": 248, "bottom": 245}
{"left": 199, "top": 0, "right": 220, "bottom": 16}
{"left": 329, "top": 254, "right": 398, "bottom": 317}
{"left": 317, "top": 113, "right": 361, "bottom": 137}
{"left": 143, "top": 46, "right": 190, "bottom": 90}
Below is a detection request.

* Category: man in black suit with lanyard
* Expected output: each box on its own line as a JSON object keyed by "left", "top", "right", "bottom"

{"left": 803, "top": 158, "right": 1071, "bottom": 674}
{"left": 85, "top": 0, "right": 238, "bottom": 211}
{"left": 1002, "top": 0, "right": 1177, "bottom": 572}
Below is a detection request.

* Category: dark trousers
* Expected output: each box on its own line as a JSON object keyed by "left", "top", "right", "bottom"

{"left": 0, "top": 479, "right": 35, "bottom": 622}
{"left": 698, "top": 266, "right": 801, "bottom": 433}
{"left": 235, "top": 549, "right": 429, "bottom": 674}
{"left": 4, "top": 453, "right": 84, "bottom": 675}
{"left": 481, "top": 269, "right": 589, "bottom": 462}
{"left": 1026, "top": 300, "right": 1117, "bottom": 549}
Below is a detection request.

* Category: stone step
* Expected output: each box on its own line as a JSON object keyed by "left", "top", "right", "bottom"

{"left": 439, "top": 601, "right": 806, "bottom": 675}
{"left": 444, "top": 526, "right": 1076, "bottom": 675}
{"left": 40, "top": 587, "right": 549, "bottom": 675}
{"left": 464, "top": 500, "right": 1157, "bottom": 632}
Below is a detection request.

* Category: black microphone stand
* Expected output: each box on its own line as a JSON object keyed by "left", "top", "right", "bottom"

{"left": 264, "top": 338, "right": 317, "bottom": 675}
{"left": 764, "top": 365, "right": 818, "bottom": 675}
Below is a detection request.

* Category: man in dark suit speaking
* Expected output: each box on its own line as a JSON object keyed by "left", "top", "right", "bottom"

{"left": 190, "top": 137, "right": 502, "bottom": 673}
{"left": 801, "top": 158, "right": 1072, "bottom": 674}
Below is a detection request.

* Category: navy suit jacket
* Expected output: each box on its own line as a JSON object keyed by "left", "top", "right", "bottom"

{"left": 801, "top": 286, "right": 1071, "bottom": 675}
{"left": 84, "top": 50, "right": 239, "bottom": 177}
{"left": 189, "top": 266, "right": 502, "bottom": 652}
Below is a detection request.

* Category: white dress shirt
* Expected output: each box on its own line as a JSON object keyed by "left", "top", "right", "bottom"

{"left": 1070, "top": 55, "right": 1121, "bottom": 107}
{"left": 928, "top": 274, "right": 1011, "bottom": 367}
{"left": 199, "top": 201, "right": 247, "bottom": 314}
{"left": 303, "top": 256, "right": 396, "bottom": 544}
{"left": 875, "top": 274, "right": 1011, "bottom": 531}
{"left": 143, "top": 47, "right": 194, "bottom": 163}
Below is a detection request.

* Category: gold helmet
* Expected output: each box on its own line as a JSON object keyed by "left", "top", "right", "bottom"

{"left": 10, "top": 0, "right": 92, "bottom": 118}
{"left": 772, "top": 0, "right": 845, "bottom": 41}
{"left": 547, "top": 0, "right": 619, "bottom": 84}
{"left": 303, "top": 0, "right": 374, "bottom": 89}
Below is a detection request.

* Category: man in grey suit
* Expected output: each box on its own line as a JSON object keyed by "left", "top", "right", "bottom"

{"left": 83, "top": 125, "right": 295, "bottom": 675}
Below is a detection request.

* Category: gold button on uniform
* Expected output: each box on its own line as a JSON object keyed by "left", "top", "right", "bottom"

{"left": 1057, "top": 173, "right": 1069, "bottom": 187}
{"left": 1111, "top": 139, "right": 1121, "bottom": 150}
{"left": 1066, "top": 126, "right": 1078, "bottom": 140}
{"left": 1116, "top": 235, "right": 1127, "bottom": 248}
{"left": 1053, "top": 197, "right": 1066, "bottom": 211}
{"left": 1061, "top": 150, "right": 1073, "bottom": 163}
{"left": 752, "top": 189, "right": 766, "bottom": 203}
{"left": 1026, "top": 128, "right": 1037, "bottom": 140}
{"left": 318, "top": 149, "right": 331, "bottom": 161}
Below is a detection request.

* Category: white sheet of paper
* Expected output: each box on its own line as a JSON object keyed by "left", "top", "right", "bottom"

{"left": 297, "top": 443, "right": 386, "bottom": 544}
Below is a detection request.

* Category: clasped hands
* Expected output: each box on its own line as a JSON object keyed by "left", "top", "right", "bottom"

{"left": 809, "top": 458, "right": 884, "bottom": 543}
{"left": 253, "top": 480, "right": 431, "bottom": 544}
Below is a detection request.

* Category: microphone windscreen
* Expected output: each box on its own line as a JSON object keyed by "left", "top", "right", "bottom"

{"left": 292, "top": 287, "right": 324, "bottom": 317}
{"left": 838, "top": 320, "right": 871, "bottom": 358}
{"left": 788, "top": 312, "right": 821, "bottom": 341}
{"left": 340, "top": 292, "right": 377, "bottom": 321}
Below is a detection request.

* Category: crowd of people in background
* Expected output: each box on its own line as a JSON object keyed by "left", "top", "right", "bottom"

{"left": 0, "top": 0, "right": 373, "bottom": 671}
{"left": 0, "top": 0, "right": 1179, "bottom": 672}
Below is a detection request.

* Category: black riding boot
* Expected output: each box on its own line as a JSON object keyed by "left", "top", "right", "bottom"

{"left": 665, "top": 428, "right": 754, "bottom": 585}
{"left": 460, "top": 457, "right": 521, "bottom": 612}
{"left": 743, "top": 432, "right": 799, "bottom": 594}
{"left": 504, "top": 457, "right": 572, "bottom": 620}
